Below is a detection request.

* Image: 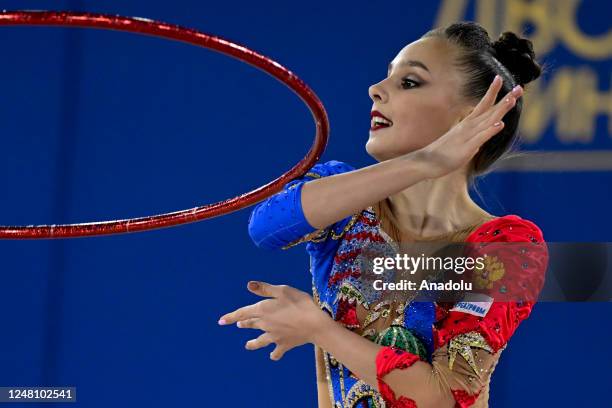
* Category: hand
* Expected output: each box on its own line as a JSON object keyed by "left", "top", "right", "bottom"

{"left": 218, "top": 281, "right": 332, "bottom": 361}
{"left": 414, "top": 75, "right": 524, "bottom": 179}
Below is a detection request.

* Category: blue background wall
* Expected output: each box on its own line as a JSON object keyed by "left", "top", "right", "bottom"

{"left": 0, "top": 0, "right": 610, "bottom": 406}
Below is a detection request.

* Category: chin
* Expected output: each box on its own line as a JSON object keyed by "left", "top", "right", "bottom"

{"left": 366, "top": 138, "right": 419, "bottom": 162}
{"left": 365, "top": 139, "right": 384, "bottom": 161}
{"left": 365, "top": 144, "right": 393, "bottom": 162}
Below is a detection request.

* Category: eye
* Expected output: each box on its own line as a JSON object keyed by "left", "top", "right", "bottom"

{"left": 401, "top": 78, "right": 420, "bottom": 89}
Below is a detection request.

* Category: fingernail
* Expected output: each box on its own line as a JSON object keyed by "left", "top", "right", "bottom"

{"left": 494, "top": 75, "right": 500, "bottom": 83}
{"left": 512, "top": 85, "right": 522, "bottom": 94}
{"left": 493, "top": 121, "right": 502, "bottom": 127}
{"left": 218, "top": 319, "right": 227, "bottom": 325}
{"left": 248, "top": 281, "right": 260, "bottom": 289}
{"left": 236, "top": 321, "right": 242, "bottom": 328}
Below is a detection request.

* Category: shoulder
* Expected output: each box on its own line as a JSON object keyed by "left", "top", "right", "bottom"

{"left": 463, "top": 214, "right": 549, "bottom": 312}
{"left": 467, "top": 214, "right": 545, "bottom": 243}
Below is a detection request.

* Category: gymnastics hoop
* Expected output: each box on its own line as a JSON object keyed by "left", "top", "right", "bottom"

{"left": 0, "top": 11, "right": 329, "bottom": 239}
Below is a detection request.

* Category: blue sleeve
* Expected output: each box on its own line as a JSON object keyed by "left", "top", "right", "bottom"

{"left": 247, "top": 160, "right": 356, "bottom": 251}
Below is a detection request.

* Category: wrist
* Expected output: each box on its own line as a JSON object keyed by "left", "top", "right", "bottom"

{"left": 309, "top": 311, "right": 338, "bottom": 345}
{"left": 400, "top": 149, "right": 435, "bottom": 181}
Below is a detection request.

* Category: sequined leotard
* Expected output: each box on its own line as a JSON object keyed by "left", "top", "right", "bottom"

{"left": 248, "top": 160, "right": 548, "bottom": 407}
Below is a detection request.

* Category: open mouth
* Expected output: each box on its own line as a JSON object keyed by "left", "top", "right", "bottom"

{"left": 370, "top": 117, "right": 393, "bottom": 131}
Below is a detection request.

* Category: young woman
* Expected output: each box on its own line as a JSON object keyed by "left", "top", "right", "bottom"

{"left": 219, "top": 22, "right": 549, "bottom": 408}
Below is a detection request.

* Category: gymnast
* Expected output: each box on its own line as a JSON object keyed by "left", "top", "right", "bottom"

{"left": 220, "top": 21, "right": 549, "bottom": 408}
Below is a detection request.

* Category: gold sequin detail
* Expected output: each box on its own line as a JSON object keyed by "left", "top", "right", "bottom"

{"left": 361, "top": 299, "right": 393, "bottom": 328}
{"left": 282, "top": 211, "right": 361, "bottom": 250}
{"left": 282, "top": 228, "right": 329, "bottom": 250}
{"left": 330, "top": 213, "right": 360, "bottom": 240}
{"left": 286, "top": 171, "right": 322, "bottom": 191}
{"left": 344, "top": 380, "right": 384, "bottom": 407}
{"left": 448, "top": 331, "right": 493, "bottom": 375}
{"left": 322, "top": 349, "right": 337, "bottom": 407}
{"left": 362, "top": 328, "right": 377, "bottom": 338}
{"left": 361, "top": 310, "right": 381, "bottom": 328}
{"left": 336, "top": 281, "right": 369, "bottom": 309}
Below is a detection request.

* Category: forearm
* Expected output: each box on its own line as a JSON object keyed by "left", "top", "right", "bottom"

{"left": 312, "top": 317, "right": 453, "bottom": 408}
{"left": 313, "top": 318, "right": 431, "bottom": 398}
{"left": 312, "top": 317, "right": 382, "bottom": 387}
{"left": 301, "top": 152, "right": 430, "bottom": 229}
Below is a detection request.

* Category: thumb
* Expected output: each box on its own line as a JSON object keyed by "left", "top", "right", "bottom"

{"left": 247, "top": 281, "right": 280, "bottom": 298}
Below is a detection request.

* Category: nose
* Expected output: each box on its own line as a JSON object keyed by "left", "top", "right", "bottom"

{"left": 368, "top": 80, "right": 388, "bottom": 103}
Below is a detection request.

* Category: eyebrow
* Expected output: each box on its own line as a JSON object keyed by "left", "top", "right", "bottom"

{"left": 387, "top": 59, "right": 430, "bottom": 75}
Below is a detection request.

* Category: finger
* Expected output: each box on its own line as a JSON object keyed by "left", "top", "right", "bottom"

{"left": 245, "top": 332, "right": 274, "bottom": 350}
{"left": 467, "top": 120, "right": 506, "bottom": 151}
{"left": 218, "top": 303, "right": 262, "bottom": 325}
{"left": 487, "top": 85, "right": 523, "bottom": 121}
{"left": 247, "top": 281, "right": 287, "bottom": 298}
{"left": 236, "top": 318, "right": 262, "bottom": 330}
{"left": 270, "top": 345, "right": 288, "bottom": 361}
{"left": 474, "top": 87, "right": 522, "bottom": 134}
{"left": 470, "top": 97, "right": 513, "bottom": 135}
{"left": 469, "top": 75, "right": 503, "bottom": 118}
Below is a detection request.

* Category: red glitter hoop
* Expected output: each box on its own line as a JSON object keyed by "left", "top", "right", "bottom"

{"left": 0, "top": 11, "right": 329, "bottom": 239}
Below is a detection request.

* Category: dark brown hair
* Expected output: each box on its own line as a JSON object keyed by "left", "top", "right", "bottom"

{"left": 423, "top": 21, "right": 542, "bottom": 183}
{"left": 375, "top": 22, "right": 543, "bottom": 242}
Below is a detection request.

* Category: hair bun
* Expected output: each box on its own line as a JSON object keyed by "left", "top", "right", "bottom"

{"left": 491, "top": 32, "right": 541, "bottom": 86}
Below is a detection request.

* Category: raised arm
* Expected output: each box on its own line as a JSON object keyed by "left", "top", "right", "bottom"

{"left": 299, "top": 153, "right": 429, "bottom": 229}
{"left": 247, "top": 154, "right": 434, "bottom": 251}
{"left": 248, "top": 75, "right": 521, "bottom": 250}
{"left": 301, "top": 75, "right": 521, "bottom": 230}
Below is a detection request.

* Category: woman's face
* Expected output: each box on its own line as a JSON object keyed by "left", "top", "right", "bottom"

{"left": 366, "top": 36, "right": 472, "bottom": 162}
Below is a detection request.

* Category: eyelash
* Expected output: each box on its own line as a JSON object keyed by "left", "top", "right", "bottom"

{"left": 401, "top": 78, "right": 420, "bottom": 89}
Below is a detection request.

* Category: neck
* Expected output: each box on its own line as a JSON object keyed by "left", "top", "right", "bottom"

{"left": 386, "top": 168, "right": 492, "bottom": 239}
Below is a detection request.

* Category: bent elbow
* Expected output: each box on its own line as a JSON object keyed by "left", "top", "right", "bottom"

{"left": 247, "top": 204, "right": 279, "bottom": 251}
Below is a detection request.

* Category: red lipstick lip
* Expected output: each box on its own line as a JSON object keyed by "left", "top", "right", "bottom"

{"left": 371, "top": 110, "right": 391, "bottom": 121}
{"left": 370, "top": 110, "right": 392, "bottom": 131}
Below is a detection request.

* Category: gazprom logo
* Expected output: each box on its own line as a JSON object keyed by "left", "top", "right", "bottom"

{"left": 451, "top": 300, "right": 493, "bottom": 317}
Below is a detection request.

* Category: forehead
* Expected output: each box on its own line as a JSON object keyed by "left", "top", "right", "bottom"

{"left": 387, "top": 36, "right": 455, "bottom": 77}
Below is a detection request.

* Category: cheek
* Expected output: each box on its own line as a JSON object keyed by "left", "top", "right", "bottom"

{"left": 365, "top": 94, "right": 458, "bottom": 160}
{"left": 394, "top": 106, "right": 453, "bottom": 148}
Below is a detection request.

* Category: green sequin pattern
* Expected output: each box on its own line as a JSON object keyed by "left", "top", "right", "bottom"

{"left": 366, "top": 325, "right": 428, "bottom": 360}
